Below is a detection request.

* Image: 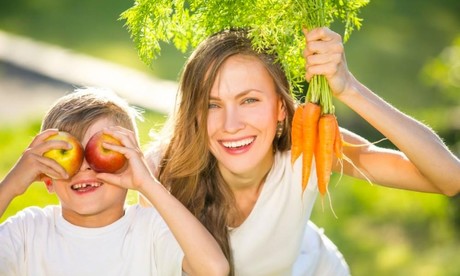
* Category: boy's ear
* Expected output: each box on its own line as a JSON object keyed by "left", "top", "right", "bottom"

{"left": 42, "top": 176, "right": 55, "bottom": 193}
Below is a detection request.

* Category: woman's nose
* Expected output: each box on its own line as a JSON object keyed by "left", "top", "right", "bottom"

{"left": 223, "top": 106, "right": 244, "bottom": 133}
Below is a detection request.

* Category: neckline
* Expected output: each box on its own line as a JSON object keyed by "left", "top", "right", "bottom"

{"left": 229, "top": 151, "right": 282, "bottom": 230}
{"left": 56, "top": 205, "right": 131, "bottom": 236}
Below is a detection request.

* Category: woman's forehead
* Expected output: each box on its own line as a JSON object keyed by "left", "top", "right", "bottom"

{"left": 210, "top": 54, "right": 275, "bottom": 98}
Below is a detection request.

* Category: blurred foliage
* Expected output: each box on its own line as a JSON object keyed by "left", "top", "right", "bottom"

{"left": 422, "top": 35, "right": 460, "bottom": 103}
{"left": 311, "top": 175, "right": 460, "bottom": 275}
{"left": 0, "top": 0, "right": 187, "bottom": 80}
{"left": 420, "top": 34, "right": 460, "bottom": 156}
{"left": 0, "top": 0, "right": 459, "bottom": 275}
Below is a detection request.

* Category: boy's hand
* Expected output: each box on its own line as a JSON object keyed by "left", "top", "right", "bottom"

{"left": 3, "top": 129, "right": 70, "bottom": 196}
{"left": 94, "top": 126, "right": 157, "bottom": 192}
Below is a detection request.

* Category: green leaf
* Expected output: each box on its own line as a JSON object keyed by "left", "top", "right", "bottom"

{"left": 121, "top": 0, "right": 369, "bottom": 100}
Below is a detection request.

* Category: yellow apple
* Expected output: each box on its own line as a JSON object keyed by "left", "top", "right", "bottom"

{"left": 43, "top": 131, "right": 84, "bottom": 177}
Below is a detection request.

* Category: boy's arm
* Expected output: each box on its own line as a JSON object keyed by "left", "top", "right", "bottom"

{"left": 139, "top": 179, "right": 229, "bottom": 275}
{"left": 97, "top": 127, "right": 229, "bottom": 276}
{"left": 0, "top": 176, "right": 21, "bottom": 217}
{"left": 0, "top": 129, "right": 69, "bottom": 218}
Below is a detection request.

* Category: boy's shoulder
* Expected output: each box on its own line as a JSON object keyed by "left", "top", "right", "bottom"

{"left": 1, "top": 205, "right": 60, "bottom": 232}
{"left": 124, "top": 204, "right": 168, "bottom": 227}
{"left": 125, "top": 204, "right": 160, "bottom": 218}
{"left": 5, "top": 205, "right": 59, "bottom": 221}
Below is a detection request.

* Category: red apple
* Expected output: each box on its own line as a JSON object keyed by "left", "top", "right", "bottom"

{"left": 43, "top": 131, "right": 84, "bottom": 177}
{"left": 85, "top": 131, "right": 127, "bottom": 173}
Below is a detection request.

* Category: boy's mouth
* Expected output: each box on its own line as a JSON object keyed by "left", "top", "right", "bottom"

{"left": 71, "top": 182, "right": 102, "bottom": 192}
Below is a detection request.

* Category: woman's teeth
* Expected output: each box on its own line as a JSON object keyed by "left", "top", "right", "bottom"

{"left": 222, "top": 137, "right": 254, "bottom": 148}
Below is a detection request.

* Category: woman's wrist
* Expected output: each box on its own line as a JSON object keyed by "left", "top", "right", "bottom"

{"left": 334, "top": 73, "right": 362, "bottom": 104}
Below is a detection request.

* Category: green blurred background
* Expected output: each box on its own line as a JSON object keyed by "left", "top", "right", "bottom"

{"left": 0, "top": 0, "right": 459, "bottom": 275}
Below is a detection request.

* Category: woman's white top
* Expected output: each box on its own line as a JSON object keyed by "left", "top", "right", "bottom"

{"left": 230, "top": 151, "right": 349, "bottom": 275}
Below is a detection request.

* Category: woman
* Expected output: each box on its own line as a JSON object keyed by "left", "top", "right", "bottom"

{"left": 145, "top": 27, "right": 460, "bottom": 275}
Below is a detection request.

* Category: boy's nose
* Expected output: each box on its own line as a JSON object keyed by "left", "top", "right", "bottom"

{"left": 79, "top": 158, "right": 92, "bottom": 171}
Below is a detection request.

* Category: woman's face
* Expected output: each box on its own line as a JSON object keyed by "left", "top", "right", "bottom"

{"left": 207, "top": 54, "right": 286, "bottom": 178}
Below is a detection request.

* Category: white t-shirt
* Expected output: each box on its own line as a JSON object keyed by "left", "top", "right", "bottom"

{"left": 230, "top": 150, "right": 349, "bottom": 276}
{"left": 146, "top": 148, "right": 349, "bottom": 275}
{"left": 293, "top": 221, "right": 349, "bottom": 276}
{"left": 0, "top": 204, "right": 184, "bottom": 276}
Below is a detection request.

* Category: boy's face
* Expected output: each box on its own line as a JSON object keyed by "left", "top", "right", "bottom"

{"left": 47, "top": 117, "right": 128, "bottom": 227}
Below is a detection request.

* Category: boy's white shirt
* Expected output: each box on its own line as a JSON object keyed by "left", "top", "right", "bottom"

{"left": 0, "top": 204, "right": 184, "bottom": 276}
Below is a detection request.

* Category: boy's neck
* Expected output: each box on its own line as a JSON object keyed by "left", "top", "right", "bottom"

{"left": 61, "top": 206, "right": 126, "bottom": 228}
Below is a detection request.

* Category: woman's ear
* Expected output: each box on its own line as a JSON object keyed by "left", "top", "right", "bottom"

{"left": 277, "top": 99, "right": 287, "bottom": 121}
{"left": 42, "top": 176, "right": 55, "bottom": 193}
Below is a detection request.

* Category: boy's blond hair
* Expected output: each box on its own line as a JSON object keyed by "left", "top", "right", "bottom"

{"left": 41, "top": 87, "right": 142, "bottom": 141}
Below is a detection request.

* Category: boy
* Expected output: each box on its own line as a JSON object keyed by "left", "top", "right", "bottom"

{"left": 0, "top": 88, "right": 229, "bottom": 276}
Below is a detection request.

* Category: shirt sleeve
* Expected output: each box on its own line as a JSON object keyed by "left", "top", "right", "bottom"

{"left": 0, "top": 208, "right": 41, "bottom": 275}
{"left": 153, "top": 225, "right": 185, "bottom": 276}
{"left": 138, "top": 205, "right": 185, "bottom": 276}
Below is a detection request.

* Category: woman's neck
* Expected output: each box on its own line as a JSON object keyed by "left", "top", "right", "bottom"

{"left": 228, "top": 173, "right": 268, "bottom": 227}
{"left": 220, "top": 150, "right": 275, "bottom": 191}
{"left": 223, "top": 152, "right": 274, "bottom": 227}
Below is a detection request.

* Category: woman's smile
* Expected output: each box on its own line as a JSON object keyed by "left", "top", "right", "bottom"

{"left": 219, "top": 136, "right": 256, "bottom": 154}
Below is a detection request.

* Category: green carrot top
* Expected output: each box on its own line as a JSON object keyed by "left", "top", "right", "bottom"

{"left": 121, "top": 0, "right": 369, "bottom": 102}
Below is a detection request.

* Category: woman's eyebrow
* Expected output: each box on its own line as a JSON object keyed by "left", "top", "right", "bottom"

{"left": 209, "top": 89, "right": 263, "bottom": 100}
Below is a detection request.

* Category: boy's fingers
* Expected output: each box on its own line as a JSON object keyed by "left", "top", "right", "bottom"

{"left": 39, "top": 156, "right": 69, "bottom": 179}
{"left": 104, "top": 127, "right": 139, "bottom": 148}
{"left": 29, "top": 129, "right": 60, "bottom": 147}
{"left": 40, "top": 140, "right": 72, "bottom": 155}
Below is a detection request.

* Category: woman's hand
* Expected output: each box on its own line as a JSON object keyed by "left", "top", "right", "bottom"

{"left": 303, "top": 28, "right": 460, "bottom": 196}
{"left": 303, "top": 27, "right": 355, "bottom": 98}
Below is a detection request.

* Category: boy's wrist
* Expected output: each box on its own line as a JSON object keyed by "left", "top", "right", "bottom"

{"left": 1, "top": 174, "right": 29, "bottom": 198}
{"left": 0, "top": 177, "right": 27, "bottom": 217}
{"left": 136, "top": 177, "right": 164, "bottom": 203}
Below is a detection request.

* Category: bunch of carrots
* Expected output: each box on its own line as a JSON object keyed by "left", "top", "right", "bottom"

{"left": 290, "top": 0, "right": 354, "bottom": 200}
{"left": 291, "top": 74, "right": 343, "bottom": 198}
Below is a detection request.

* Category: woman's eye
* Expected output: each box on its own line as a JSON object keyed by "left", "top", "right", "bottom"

{"left": 208, "top": 102, "right": 219, "bottom": 109}
{"left": 243, "top": 98, "right": 258, "bottom": 104}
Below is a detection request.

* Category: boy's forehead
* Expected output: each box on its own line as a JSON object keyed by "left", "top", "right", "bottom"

{"left": 81, "top": 117, "right": 117, "bottom": 144}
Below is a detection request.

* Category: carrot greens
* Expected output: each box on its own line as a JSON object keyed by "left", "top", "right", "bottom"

{"left": 121, "top": 0, "right": 369, "bottom": 95}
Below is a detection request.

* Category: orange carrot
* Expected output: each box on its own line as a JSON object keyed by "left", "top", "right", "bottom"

{"left": 291, "top": 105, "right": 304, "bottom": 165}
{"left": 333, "top": 116, "right": 343, "bottom": 160}
{"left": 315, "top": 114, "right": 337, "bottom": 196}
{"left": 301, "top": 102, "right": 321, "bottom": 192}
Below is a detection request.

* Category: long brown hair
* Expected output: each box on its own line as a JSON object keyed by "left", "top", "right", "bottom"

{"left": 157, "top": 29, "right": 295, "bottom": 274}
